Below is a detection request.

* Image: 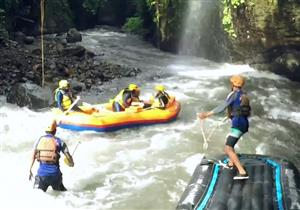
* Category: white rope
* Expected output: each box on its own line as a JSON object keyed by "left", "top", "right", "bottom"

{"left": 200, "top": 119, "right": 208, "bottom": 150}
{"left": 199, "top": 116, "right": 228, "bottom": 150}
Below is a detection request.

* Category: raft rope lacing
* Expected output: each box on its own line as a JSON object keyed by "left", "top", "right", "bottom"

{"left": 40, "top": 0, "right": 45, "bottom": 87}
{"left": 199, "top": 117, "right": 228, "bottom": 150}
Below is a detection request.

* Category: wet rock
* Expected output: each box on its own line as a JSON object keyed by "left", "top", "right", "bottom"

{"left": 271, "top": 50, "right": 300, "bottom": 81}
{"left": 6, "top": 83, "right": 53, "bottom": 109}
{"left": 66, "top": 28, "right": 82, "bottom": 43}
{"left": 31, "top": 48, "right": 41, "bottom": 55}
{"left": 13, "top": 32, "right": 26, "bottom": 43}
{"left": 59, "top": 45, "right": 86, "bottom": 57}
{"left": 0, "top": 35, "right": 143, "bottom": 107}
{"left": 69, "top": 79, "right": 85, "bottom": 93}
{"left": 224, "top": 0, "right": 300, "bottom": 81}
{"left": 24, "top": 36, "right": 35, "bottom": 45}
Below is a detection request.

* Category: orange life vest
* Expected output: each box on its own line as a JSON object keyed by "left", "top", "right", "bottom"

{"left": 35, "top": 136, "right": 58, "bottom": 163}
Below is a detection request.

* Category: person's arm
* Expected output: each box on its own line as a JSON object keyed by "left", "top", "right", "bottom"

{"left": 123, "top": 92, "right": 133, "bottom": 107}
{"left": 29, "top": 140, "right": 39, "bottom": 180}
{"left": 198, "top": 91, "right": 236, "bottom": 119}
{"left": 61, "top": 141, "right": 74, "bottom": 167}
{"left": 56, "top": 91, "right": 65, "bottom": 112}
{"left": 29, "top": 149, "right": 36, "bottom": 180}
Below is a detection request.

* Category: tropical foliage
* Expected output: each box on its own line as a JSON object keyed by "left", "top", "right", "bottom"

{"left": 122, "top": 17, "right": 144, "bottom": 34}
{"left": 222, "top": 0, "right": 245, "bottom": 38}
{"left": 83, "top": 0, "right": 107, "bottom": 15}
{"left": 0, "top": 8, "right": 8, "bottom": 41}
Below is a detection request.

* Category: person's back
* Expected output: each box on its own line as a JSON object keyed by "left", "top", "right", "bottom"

{"left": 152, "top": 85, "right": 170, "bottom": 109}
{"left": 29, "top": 120, "right": 74, "bottom": 192}
{"left": 226, "top": 89, "right": 251, "bottom": 133}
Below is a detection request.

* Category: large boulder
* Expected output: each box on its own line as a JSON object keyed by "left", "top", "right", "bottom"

{"left": 59, "top": 45, "right": 86, "bottom": 57}
{"left": 225, "top": 0, "right": 300, "bottom": 80}
{"left": 272, "top": 49, "right": 300, "bottom": 80}
{"left": 6, "top": 83, "right": 53, "bottom": 109}
{"left": 66, "top": 28, "right": 82, "bottom": 43}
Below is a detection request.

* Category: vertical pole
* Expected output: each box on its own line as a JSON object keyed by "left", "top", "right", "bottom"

{"left": 40, "top": 0, "right": 45, "bottom": 87}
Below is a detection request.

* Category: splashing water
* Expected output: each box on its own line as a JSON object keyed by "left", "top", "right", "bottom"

{"left": 1, "top": 28, "right": 300, "bottom": 210}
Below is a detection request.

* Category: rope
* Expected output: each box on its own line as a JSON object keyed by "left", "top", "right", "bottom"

{"left": 200, "top": 119, "right": 209, "bottom": 150}
{"left": 40, "top": 0, "right": 45, "bottom": 87}
{"left": 199, "top": 117, "right": 228, "bottom": 150}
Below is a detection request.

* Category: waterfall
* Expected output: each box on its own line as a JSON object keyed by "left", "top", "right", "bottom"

{"left": 178, "top": 0, "right": 203, "bottom": 56}
{"left": 178, "top": 0, "right": 227, "bottom": 61}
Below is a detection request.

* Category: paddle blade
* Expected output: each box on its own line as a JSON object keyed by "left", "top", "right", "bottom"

{"left": 64, "top": 157, "right": 73, "bottom": 167}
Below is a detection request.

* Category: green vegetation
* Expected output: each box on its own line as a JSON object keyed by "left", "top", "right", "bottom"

{"left": 0, "top": 8, "right": 8, "bottom": 41}
{"left": 222, "top": 0, "right": 245, "bottom": 38}
{"left": 122, "top": 16, "right": 144, "bottom": 34}
{"left": 145, "top": 0, "right": 186, "bottom": 44}
{"left": 0, "top": 0, "right": 183, "bottom": 48}
{"left": 83, "top": 0, "right": 106, "bottom": 15}
{"left": 0, "top": 0, "right": 19, "bottom": 12}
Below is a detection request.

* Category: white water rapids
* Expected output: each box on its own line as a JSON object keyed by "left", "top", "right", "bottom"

{"left": 1, "top": 28, "right": 300, "bottom": 210}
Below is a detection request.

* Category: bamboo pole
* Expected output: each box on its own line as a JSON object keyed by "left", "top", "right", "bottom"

{"left": 40, "top": 0, "right": 45, "bottom": 87}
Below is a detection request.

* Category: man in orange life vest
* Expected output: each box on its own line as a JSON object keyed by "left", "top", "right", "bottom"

{"left": 29, "top": 120, "right": 74, "bottom": 192}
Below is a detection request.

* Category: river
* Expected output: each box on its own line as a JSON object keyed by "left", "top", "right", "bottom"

{"left": 0, "top": 27, "right": 300, "bottom": 210}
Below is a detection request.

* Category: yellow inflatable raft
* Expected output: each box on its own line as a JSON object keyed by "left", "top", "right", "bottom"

{"left": 52, "top": 96, "right": 180, "bottom": 132}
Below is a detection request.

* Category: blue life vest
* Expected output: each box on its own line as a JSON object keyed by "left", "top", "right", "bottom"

{"left": 227, "top": 90, "right": 250, "bottom": 132}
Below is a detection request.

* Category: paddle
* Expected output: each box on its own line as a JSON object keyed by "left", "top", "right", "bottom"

{"left": 64, "top": 141, "right": 81, "bottom": 166}
{"left": 64, "top": 96, "right": 80, "bottom": 115}
{"left": 56, "top": 96, "right": 80, "bottom": 124}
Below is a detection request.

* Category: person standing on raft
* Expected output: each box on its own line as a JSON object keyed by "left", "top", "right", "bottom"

{"left": 198, "top": 75, "right": 251, "bottom": 180}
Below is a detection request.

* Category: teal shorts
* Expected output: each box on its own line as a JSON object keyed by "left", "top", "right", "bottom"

{"left": 226, "top": 128, "right": 244, "bottom": 147}
{"left": 229, "top": 128, "right": 244, "bottom": 138}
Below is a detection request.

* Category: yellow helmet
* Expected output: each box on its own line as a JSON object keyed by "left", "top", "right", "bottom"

{"left": 45, "top": 120, "right": 57, "bottom": 133}
{"left": 230, "top": 75, "right": 245, "bottom": 87}
{"left": 128, "top": 83, "right": 139, "bottom": 91}
{"left": 59, "top": 80, "right": 69, "bottom": 89}
{"left": 155, "top": 84, "right": 165, "bottom": 92}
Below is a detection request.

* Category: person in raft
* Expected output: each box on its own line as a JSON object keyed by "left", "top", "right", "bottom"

{"left": 112, "top": 83, "right": 144, "bottom": 112}
{"left": 54, "top": 79, "right": 84, "bottom": 113}
{"left": 198, "top": 75, "right": 251, "bottom": 180}
{"left": 29, "top": 120, "right": 74, "bottom": 192}
{"left": 151, "top": 85, "right": 171, "bottom": 109}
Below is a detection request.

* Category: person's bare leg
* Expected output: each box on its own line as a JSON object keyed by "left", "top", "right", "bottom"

{"left": 224, "top": 145, "right": 246, "bottom": 174}
{"left": 228, "top": 152, "right": 234, "bottom": 167}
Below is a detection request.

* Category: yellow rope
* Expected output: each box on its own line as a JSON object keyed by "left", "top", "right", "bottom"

{"left": 40, "top": 0, "right": 45, "bottom": 87}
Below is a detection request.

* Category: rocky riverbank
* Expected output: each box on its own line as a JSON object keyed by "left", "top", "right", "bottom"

{"left": 0, "top": 30, "right": 141, "bottom": 108}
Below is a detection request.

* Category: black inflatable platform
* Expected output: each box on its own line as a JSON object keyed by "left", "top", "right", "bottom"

{"left": 177, "top": 154, "right": 300, "bottom": 210}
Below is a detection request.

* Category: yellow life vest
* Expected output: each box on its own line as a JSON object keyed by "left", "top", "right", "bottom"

{"left": 113, "top": 89, "right": 126, "bottom": 109}
{"left": 35, "top": 136, "right": 58, "bottom": 163}
{"left": 55, "top": 88, "right": 72, "bottom": 110}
